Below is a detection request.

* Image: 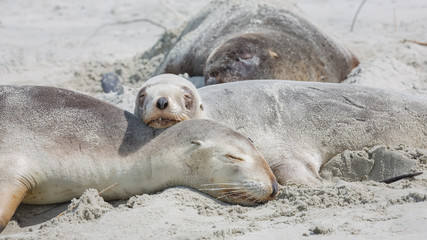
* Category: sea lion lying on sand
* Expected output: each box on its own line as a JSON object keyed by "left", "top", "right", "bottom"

{"left": 0, "top": 85, "right": 278, "bottom": 233}
{"left": 135, "top": 75, "right": 427, "bottom": 186}
{"left": 155, "top": 0, "right": 359, "bottom": 85}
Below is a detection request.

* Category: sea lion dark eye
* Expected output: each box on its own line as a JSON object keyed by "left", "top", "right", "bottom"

{"left": 182, "top": 86, "right": 194, "bottom": 110}
{"left": 225, "top": 154, "right": 244, "bottom": 162}
{"left": 184, "top": 94, "right": 192, "bottom": 100}
{"left": 138, "top": 87, "right": 147, "bottom": 101}
{"left": 239, "top": 52, "right": 253, "bottom": 60}
{"left": 139, "top": 93, "right": 146, "bottom": 104}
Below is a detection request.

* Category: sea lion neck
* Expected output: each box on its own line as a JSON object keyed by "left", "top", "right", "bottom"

{"left": 117, "top": 110, "right": 164, "bottom": 158}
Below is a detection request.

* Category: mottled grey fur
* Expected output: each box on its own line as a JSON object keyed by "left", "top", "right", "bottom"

{"left": 156, "top": 0, "right": 358, "bottom": 84}
{"left": 199, "top": 80, "right": 427, "bottom": 185}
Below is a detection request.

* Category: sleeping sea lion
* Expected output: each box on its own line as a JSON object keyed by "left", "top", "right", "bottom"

{"left": 0, "top": 85, "right": 278, "bottom": 233}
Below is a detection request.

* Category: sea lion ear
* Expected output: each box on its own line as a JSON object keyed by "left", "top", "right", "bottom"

{"left": 268, "top": 50, "right": 279, "bottom": 59}
{"left": 191, "top": 140, "right": 204, "bottom": 146}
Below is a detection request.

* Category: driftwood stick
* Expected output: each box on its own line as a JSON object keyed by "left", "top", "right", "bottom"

{"left": 402, "top": 39, "right": 427, "bottom": 46}
{"left": 98, "top": 183, "right": 119, "bottom": 196}
{"left": 83, "top": 19, "right": 167, "bottom": 44}
{"left": 379, "top": 172, "right": 423, "bottom": 184}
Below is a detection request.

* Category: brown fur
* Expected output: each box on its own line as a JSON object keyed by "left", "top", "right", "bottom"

{"left": 155, "top": 0, "right": 359, "bottom": 85}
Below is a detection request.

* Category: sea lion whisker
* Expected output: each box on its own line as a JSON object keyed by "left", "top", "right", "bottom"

{"left": 200, "top": 183, "right": 242, "bottom": 186}
{"left": 218, "top": 192, "right": 244, "bottom": 200}
{"left": 216, "top": 188, "right": 248, "bottom": 199}
{"left": 217, "top": 194, "right": 231, "bottom": 199}
{"left": 199, "top": 187, "right": 244, "bottom": 191}
{"left": 221, "top": 192, "right": 246, "bottom": 199}
{"left": 246, "top": 195, "right": 260, "bottom": 203}
{"left": 223, "top": 189, "right": 248, "bottom": 196}
{"left": 229, "top": 193, "right": 248, "bottom": 200}
{"left": 224, "top": 190, "right": 247, "bottom": 194}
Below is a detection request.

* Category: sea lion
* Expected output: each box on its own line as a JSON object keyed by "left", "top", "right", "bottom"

{"left": 0, "top": 85, "right": 278, "bottom": 233}
{"left": 134, "top": 74, "right": 205, "bottom": 128}
{"left": 134, "top": 78, "right": 427, "bottom": 186}
{"left": 155, "top": 0, "right": 359, "bottom": 85}
{"left": 200, "top": 80, "right": 427, "bottom": 185}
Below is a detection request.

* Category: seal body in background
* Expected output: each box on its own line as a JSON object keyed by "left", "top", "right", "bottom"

{"left": 155, "top": 0, "right": 359, "bottom": 85}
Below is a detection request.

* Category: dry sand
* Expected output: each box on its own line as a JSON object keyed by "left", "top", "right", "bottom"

{"left": 0, "top": 0, "right": 426, "bottom": 239}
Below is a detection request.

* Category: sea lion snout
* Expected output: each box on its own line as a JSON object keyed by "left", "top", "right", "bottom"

{"left": 270, "top": 181, "right": 279, "bottom": 198}
{"left": 156, "top": 97, "right": 168, "bottom": 110}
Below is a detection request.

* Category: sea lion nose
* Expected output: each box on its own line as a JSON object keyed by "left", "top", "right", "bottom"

{"left": 157, "top": 97, "right": 168, "bottom": 110}
{"left": 270, "top": 181, "right": 279, "bottom": 198}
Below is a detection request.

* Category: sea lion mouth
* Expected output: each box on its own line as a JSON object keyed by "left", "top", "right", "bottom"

{"left": 144, "top": 112, "right": 189, "bottom": 129}
{"left": 147, "top": 118, "right": 180, "bottom": 128}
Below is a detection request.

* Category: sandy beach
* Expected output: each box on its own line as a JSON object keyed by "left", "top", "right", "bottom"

{"left": 0, "top": 0, "right": 426, "bottom": 239}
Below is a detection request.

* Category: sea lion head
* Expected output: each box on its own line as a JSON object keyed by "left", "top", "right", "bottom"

{"left": 204, "top": 33, "right": 279, "bottom": 85}
{"left": 134, "top": 74, "right": 205, "bottom": 128}
{"left": 164, "top": 119, "right": 279, "bottom": 205}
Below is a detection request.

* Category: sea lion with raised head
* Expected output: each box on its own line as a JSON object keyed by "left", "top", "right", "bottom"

{"left": 155, "top": 0, "right": 359, "bottom": 85}
{"left": 0, "top": 85, "right": 277, "bottom": 233}
{"left": 134, "top": 77, "right": 427, "bottom": 186}
{"left": 134, "top": 74, "right": 205, "bottom": 128}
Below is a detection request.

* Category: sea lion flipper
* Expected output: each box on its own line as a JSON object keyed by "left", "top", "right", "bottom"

{"left": 0, "top": 182, "right": 28, "bottom": 233}
{"left": 273, "top": 163, "right": 322, "bottom": 186}
{"left": 270, "top": 151, "right": 323, "bottom": 186}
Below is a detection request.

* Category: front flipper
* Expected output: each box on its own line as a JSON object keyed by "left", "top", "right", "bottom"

{"left": 0, "top": 181, "right": 28, "bottom": 233}
{"left": 272, "top": 160, "right": 323, "bottom": 186}
{"left": 260, "top": 145, "right": 323, "bottom": 186}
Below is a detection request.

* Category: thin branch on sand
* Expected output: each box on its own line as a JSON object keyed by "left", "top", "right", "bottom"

{"left": 350, "top": 0, "right": 367, "bottom": 32}
{"left": 161, "top": 0, "right": 187, "bottom": 21}
{"left": 83, "top": 19, "right": 167, "bottom": 45}
{"left": 401, "top": 39, "right": 427, "bottom": 46}
{"left": 98, "top": 183, "right": 119, "bottom": 195}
